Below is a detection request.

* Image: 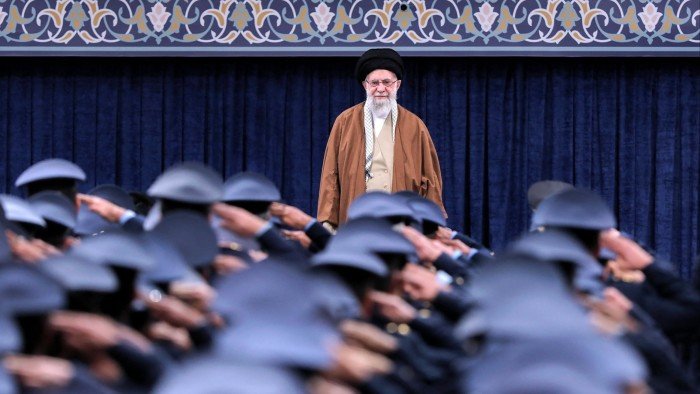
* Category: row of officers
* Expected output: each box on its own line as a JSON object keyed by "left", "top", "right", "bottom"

{"left": 1, "top": 158, "right": 700, "bottom": 393}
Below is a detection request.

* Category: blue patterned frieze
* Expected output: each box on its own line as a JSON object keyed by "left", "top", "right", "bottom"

{"left": 0, "top": 0, "right": 697, "bottom": 55}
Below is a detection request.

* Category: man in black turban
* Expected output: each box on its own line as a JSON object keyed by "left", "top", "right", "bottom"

{"left": 317, "top": 48, "right": 444, "bottom": 229}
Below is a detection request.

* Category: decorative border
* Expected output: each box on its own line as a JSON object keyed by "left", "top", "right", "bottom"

{"left": 0, "top": 0, "right": 697, "bottom": 56}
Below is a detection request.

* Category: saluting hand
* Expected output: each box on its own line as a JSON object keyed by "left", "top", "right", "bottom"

{"left": 600, "top": 229, "right": 653, "bottom": 271}
{"left": 402, "top": 263, "right": 447, "bottom": 302}
{"left": 435, "top": 226, "right": 454, "bottom": 241}
{"left": 326, "top": 343, "right": 393, "bottom": 384}
{"left": 52, "top": 311, "right": 153, "bottom": 354}
{"left": 368, "top": 290, "right": 417, "bottom": 323}
{"left": 49, "top": 311, "right": 120, "bottom": 350}
{"left": 3, "top": 355, "right": 74, "bottom": 389}
{"left": 401, "top": 227, "right": 441, "bottom": 262}
{"left": 269, "top": 202, "right": 313, "bottom": 229}
{"left": 77, "top": 193, "right": 126, "bottom": 223}
{"left": 307, "top": 376, "right": 358, "bottom": 394}
{"left": 142, "top": 293, "right": 207, "bottom": 329}
{"left": 582, "top": 288, "right": 636, "bottom": 336}
{"left": 146, "top": 321, "right": 193, "bottom": 351}
{"left": 169, "top": 281, "right": 217, "bottom": 311}
{"left": 339, "top": 320, "right": 398, "bottom": 355}
{"left": 281, "top": 229, "right": 312, "bottom": 249}
{"left": 5, "top": 230, "right": 58, "bottom": 263}
{"left": 212, "top": 203, "right": 265, "bottom": 238}
{"left": 213, "top": 254, "right": 249, "bottom": 275}
{"left": 438, "top": 238, "right": 471, "bottom": 254}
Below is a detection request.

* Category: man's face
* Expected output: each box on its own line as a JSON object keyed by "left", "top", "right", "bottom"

{"left": 362, "top": 69, "right": 401, "bottom": 103}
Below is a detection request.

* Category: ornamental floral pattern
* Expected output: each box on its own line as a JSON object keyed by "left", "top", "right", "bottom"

{"left": 0, "top": 0, "right": 697, "bottom": 54}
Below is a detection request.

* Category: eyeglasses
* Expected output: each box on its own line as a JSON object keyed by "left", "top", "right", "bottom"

{"left": 364, "top": 79, "right": 398, "bottom": 88}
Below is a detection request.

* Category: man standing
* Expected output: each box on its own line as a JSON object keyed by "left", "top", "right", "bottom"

{"left": 317, "top": 48, "right": 444, "bottom": 228}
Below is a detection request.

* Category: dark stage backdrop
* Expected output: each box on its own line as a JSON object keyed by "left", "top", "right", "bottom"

{"left": 0, "top": 58, "right": 698, "bottom": 276}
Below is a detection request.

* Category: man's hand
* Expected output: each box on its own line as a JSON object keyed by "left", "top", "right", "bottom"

{"left": 435, "top": 226, "right": 454, "bottom": 241}
{"left": 281, "top": 230, "right": 312, "bottom": 249}
{"left": 431, "top": 239, "right": 456, "bottom": 255}
{"left": 168, "top": 281, "right": 217, "bottom": 311}
{"left": 606, "top": 261, "right": 646, "bottom": 283}
{"left": 269, "top": 202, "right": 313, "bottom": 229}
{"left": 582, "top": 287, "right": 636, "bottom": 336}
{"left": 402, "top": 264, "right": 446, "bottom": 302}
{"left": 77, "top": 193, "right": 126, "bottom": 223}
{"left": 340, "top": 320, "right": 398, "bottom": 354}
{"left": 142, "top": 293, "right": 207, "bottom": 329}
{"left": 401, "top": 227, "right": 441, "bottom": 262}
{"left": 49, "top": 312, "right": 120, "bottom": 350}
{"left": 30, "top": 237, "right": 62, "bottom": 256}
{"left": 6, "top": 230, "right": 58, "bottom": 263}
{"left": 146, "top": 321, "right": 193, "bottom": 351}
{"left": 368, "top": 291, "right": 417, "bottom": 324}
{"left": 603, "top": 287, "right": 633, "bottom": 315}
{"left": 600, "top": 230, "right": 653, "bottom": 271}
{"left": 325, "top": 343, "right": 393, "bottom": 384}
{"left": 60, "top": 236, "right": 80, "bottom": 251}
{"left": 212, "top": 203, "right": 265, "bottom": 238}
{"left": 213, "top": 254, "right": 249, "bottom": 275}
{"left": 438, "top": 238, "right": 471, "bottom": 255}
{"left": 3, "top": 355, "right": 74, "bottom": 389}
{"left": 308, "top": 376, "right": 359, "bottom": 394}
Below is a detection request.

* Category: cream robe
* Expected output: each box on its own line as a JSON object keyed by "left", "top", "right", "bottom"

{"left": 365, "top": 115, "right": 394, "bottom": 192}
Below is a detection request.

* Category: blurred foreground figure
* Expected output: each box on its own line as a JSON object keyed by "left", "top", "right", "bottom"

{"left": 3, "top": 161, "right": 699, "bottom": 393}
{"left": 530, "top": 187, "right": 699, "bottom": 393}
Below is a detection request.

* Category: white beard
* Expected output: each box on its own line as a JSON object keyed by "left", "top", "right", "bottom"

{"left": 366, "top": 92, "right": 396, "bottom": 119}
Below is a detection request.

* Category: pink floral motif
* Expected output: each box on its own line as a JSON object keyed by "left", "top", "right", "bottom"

{"left": 475, "top": 3, "right": 498, "bottom": 33}
{"left": 311, "top": 3, "right": 334, "bottom": 33}
{"left": 638, "top": 3, "right": 662, "bottom": 33}
{"left": 147, "top": 2, "right": 171, "bottom": 33}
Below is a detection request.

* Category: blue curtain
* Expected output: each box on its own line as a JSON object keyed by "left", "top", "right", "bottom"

{"left": 1, "top": 58, "right": 698, "bottom": 276}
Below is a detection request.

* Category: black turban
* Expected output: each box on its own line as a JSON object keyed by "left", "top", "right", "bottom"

{"left": 355, "top": 48, "right": 404, "bottom": 84}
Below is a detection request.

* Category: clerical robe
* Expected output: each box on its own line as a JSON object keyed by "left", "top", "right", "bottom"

{"left": 317, "top": 103, "right": 444, "bottom": 226}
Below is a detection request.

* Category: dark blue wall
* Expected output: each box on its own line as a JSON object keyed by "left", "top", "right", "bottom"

{"left": 1, "top": 58, "right": 698, "bottom": 275}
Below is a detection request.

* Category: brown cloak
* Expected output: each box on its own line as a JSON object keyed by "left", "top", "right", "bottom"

{"left": 317, "top": 103, "right": 444, "bottom": 226}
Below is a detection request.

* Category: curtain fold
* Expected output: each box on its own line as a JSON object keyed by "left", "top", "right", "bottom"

{"left": 1, "top": 58, "right": 698, "bottom": 275}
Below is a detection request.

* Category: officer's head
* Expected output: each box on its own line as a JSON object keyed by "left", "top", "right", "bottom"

{"left": 15, "top": 158, "right": 86, "bottom": 204}
{"left": 531, "top": 188, "right": 616, "bottom": 256}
